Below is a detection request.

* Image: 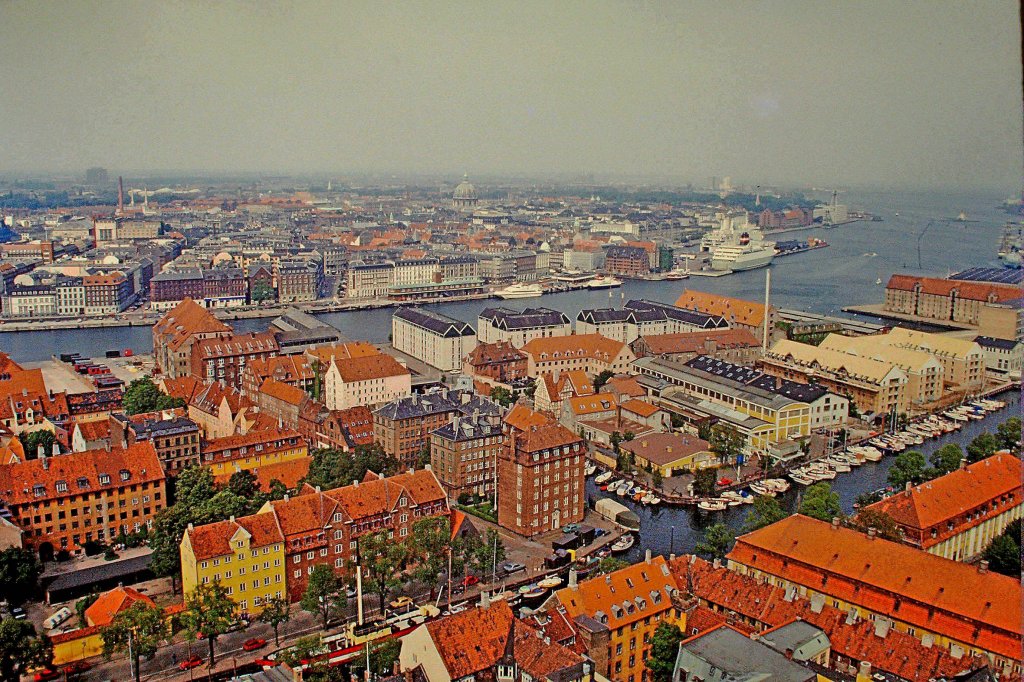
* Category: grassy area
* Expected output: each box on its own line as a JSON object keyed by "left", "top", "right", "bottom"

{"left": 457, "top": 501, "right": 498, "bottom": 523}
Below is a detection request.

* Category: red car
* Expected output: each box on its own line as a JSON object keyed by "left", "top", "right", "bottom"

{"left": 254, "top": 656, "right": 279, "bottom": 667}
{"left": 33, "top": 669, "right": 60, "bottom": 682}
{"left": 717, "top": 477, "right": 733, "bottom": 486}
{"left": 63, "top": 662, "right": 92, "bottom": 677}
{"left": 179, "top": 655, "right": 204, "bottom": 671}
{"left": 460, "top": 575, "right": 480, "bottom": 587}
{"left": 242, "top": 637, "right": 267, "bottom": 652}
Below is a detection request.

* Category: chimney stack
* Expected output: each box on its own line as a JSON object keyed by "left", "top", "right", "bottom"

{"left": 978, "top": 560, "right": 989, "bottom": 574}
{"left": 856, "top": 662, "right": 872, "bottom": 682}
{"left": 960, "top": 458, "right": 968, "bottom": 470}
{"left": 867, "top": 527, "right": 876, "bottom": 539}
{"left": 480, "top": 591, "right": 490, "bottom": 610}
{"left": 568, "top": 568, "right": 578, "bottom": 589}
{"left": 645, "top": 549, "right": 652, "bottom": 564}
{"left": 831, "top": 517, "right": 840, "bottom": 529}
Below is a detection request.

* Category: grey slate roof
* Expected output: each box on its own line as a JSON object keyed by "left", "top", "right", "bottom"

{"left": 675, "top": 626, "right": 816, "bottom": 682}
{"left": 479, "top": 306, "right": 570, "bottom": 331}
{"left": 394, "top": 306, "right": 475, "bottom": 337}
{"left": 625, "top": 299, "right": 729, "bottom": 329}
{"left": 374, "top": 389, "right": 500, "bottom": 421}
{"left": 685, "top": 355, "right": 831, "bottom": 404}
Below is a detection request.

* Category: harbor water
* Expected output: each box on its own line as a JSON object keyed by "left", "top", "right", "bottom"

{"left": 593, "top": 388, "right": 1020, "bottom": 562}
{"left": 0, "top": 189, "right": 1012, "bottom": 362}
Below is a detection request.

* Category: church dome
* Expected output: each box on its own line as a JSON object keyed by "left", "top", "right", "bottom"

{"left": 453, "top": 177, "right": 477, "bottom": 200}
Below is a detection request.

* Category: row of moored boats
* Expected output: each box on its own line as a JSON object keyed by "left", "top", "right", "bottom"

{"left": 591, "top": 465, "right": 662, "bottom": 506}
{"left": 696, "top": 479, "right": 792, "bottom": 512}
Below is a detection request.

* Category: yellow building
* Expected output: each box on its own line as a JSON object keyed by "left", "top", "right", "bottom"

{"left": 180, "top": 512, "right": 285, "bottom": 614}
{"left": 553, "top": 554, "right": 682, "bottom": 682}
{"left": 201, "top": 427, "right": 308, "bottom": 479}
{"left": 819, "top": 333, "right": 944, "bottom": 407}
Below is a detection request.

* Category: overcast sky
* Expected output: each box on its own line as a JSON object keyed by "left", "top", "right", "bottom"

{"left": 1, "top": 1, "right": 1020, "bottom": 190}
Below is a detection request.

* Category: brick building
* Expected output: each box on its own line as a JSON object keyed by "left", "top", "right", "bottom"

{"left": 604, "top": 245, "right": 650, "bottom": 277}
{"left": 190, "top": 331, "right": 280, "bottom": 389}
{"left": 0, "top": 442, "right": 166, "bottom": 557}
{"left": 463, "top": 341, "right": 528, "bottom": 384}
{"left": 498, "top": 417, "right": 585, "bottom": 537}
{"left": 108, "top": 409, "right": 201, "bottom": 475}
{"left": 430, "top": 412, "right": 505, "bottom": 502}
{"left": 276, "top": 260, "right": 322, "bottom": 303}
{"left": 151, "top": 299, "right": 232, "bottom": 378}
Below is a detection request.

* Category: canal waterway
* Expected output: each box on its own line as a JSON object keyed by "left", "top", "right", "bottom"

{"left": 0, "top": 189, "right": 1011, "bottom": 362}
{"left": 595, "top": 388, "right": 1020, "bottom": 562}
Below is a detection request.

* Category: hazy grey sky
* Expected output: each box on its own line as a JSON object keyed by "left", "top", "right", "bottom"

{"left": 1, "top": 1, "right": 1020, "bottom": 190}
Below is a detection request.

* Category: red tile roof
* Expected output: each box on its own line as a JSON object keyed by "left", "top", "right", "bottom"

{"left": 259, "top": 378, "right": 308, "bottom": 406}
{"left": 674, "top": 290, "right": 773, "bottom": 327}
{"left": 213, "top": 456, "right": 311, "bottom": 493}
{"left": 85, "top": 586, "right": 156, "bottom": 627}
{"left": 151, "top": 299, "right": 231, "bottom": 352}
{"left": 886, "top": 275, "right": 1021, "bottom": 303}
{"left": 638, "top": 328, "right": 761, "bottom": 355}
{"left": 332, "top": 353, "right": 409, "bottom": 383}
{"left": 185, "top": 511, "right": 283, "bottom": 561}
{"left": 728, "top": 515, "right": 1021, "bottom": 660}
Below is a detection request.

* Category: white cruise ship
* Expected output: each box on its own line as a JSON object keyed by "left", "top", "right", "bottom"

{"left": 494, "top": 282, "right": 543, "bottom": 299}
{"left": 703, "top": 215, "right": 775, "bottom": 272}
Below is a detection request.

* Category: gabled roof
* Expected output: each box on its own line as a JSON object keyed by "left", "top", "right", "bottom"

{"left": 555, "top": 556, "right": 678, "bottom": 630}
{"left": 85, "top": 586, "right": 156, "bottom": 627}
{"left": 214, "top": 456, "right": 311, "bottom": 493}
{"left": 259, "top": 378, "right": 309, "bottom": 406}
{"left": 886, "top": 274, "right": 1021, "bottom": 303}
{"left": 520, "top": 333, "right": 629, "bottom": 362}
{"left": 394, "top": 306, "right": 475, "bottom": 338}
{"left": 465, "top": 341, "right": 527, "bottom": 366}
{"left": 865, "top": 453, "right": 1021, "bottom": 531}
{"left": 151, "top": 298, "right": 231, "bottom": 352}
{"left": 674, "top": 289, "right": 772, "bottom": 327}
{"left": 566, "top": 394, "right": 616, "bottom": 416}
{"left": 504, "top": 404, "right": 553, "bottom": 432}
{"left": 332, "top": 353, "right": 409, "bottom": 383}
{"left": 636, "top": 328, "right": 760, "bottom": 355}
{"left": 184, "top": 511, "right": 283, "bottom": 561}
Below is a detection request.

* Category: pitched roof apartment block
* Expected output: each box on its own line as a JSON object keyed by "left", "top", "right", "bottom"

{"left": 151, "top": 298, "right": 231, "bottom": 378}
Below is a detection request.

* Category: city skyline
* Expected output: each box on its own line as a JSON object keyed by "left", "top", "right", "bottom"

{"left": 0, "top": 1, "right": 1021, "bottom": 191}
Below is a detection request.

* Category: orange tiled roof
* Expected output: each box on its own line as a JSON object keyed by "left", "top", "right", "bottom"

{"left": 504, "top": 404, "right": 553, "bottom": 432}
{"left": 383, "top": 469, "right": 447, "bottom": 507}
{"left": 268, "top": 489, "right": 337, "bottom": 538}
{"left": 521, "top": 333, "right": 627, "bottom": 362}
{"left": 74, "top": 420, "right": 111, "bottom": 442}
{"left": 562, "top": 369, "right": 594, "bottom": 396}
{"left": 555, "top": 555, "right": 679, "bottom": 630}
{"left": 619, "top": 398, "right": 660, "bottom": 417}
{"left": 516, "top": 422, "right": 583, "bottom": 453}
{"left": 465, "top": 341, "right": 527, "bottom": 366}
{"left": 0, "top": 442, "right": 164, "bottom": 506}
{"left": 619, "top": 432, "right": 710, "bottom": 466}
{"left": 85, "top": 586, "right": 155, "bottom": 627}
{"left": 728, "top": 515, "right": 1021, "bottom": 659}
{"left": 185, "top": 511, "right": 283, "bottom": 561}
{"left": 193, "top": 331, "right": 278, "bottom": 360}
{"left": 673, "top": 290, "right": 772, "bottom": 327}
{"left": 213, "top": 456, "right": 311, "bottom": 493}
{"left": 566, "top": 394, "right": 616, "bottom": 416}
{"left": 603, "top": 375, "right": 645, "bottom": 398}
{"left": 865, "top": 453, "right": 1021, "bottom": 534}
{"left": 670, "top": 555, "right": 974, "bottom": 681}
{"left": 259, "top": 378, "right": 308, "bottom": 406}
{"left": 886, "top": 274, "right": 1021, "bottom": 303}
{"left": 202, "top": 427, "right": 304, "bottom": 458}
{"left": 305, "top": 341, "right": 381, "bottom": 364}
{"left": 332, "top": 353, "right": 409, "bottom": 383}
{"left": 151, "top": 299, "right": 231, "bottom": 352}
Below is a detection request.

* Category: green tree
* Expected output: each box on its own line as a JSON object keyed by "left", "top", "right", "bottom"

{"left": 996, "top": 416, "right": 1021, "bottom": 452}
{"left": 464, "top": 528, "right": 506, "bottom": 580}
{"left": 692, "top": 468, "right": 717, "bottom": 498}
{"left": 651, "top": 468, "right": 664, "bottom": 489}
{"left": 981, "top": 534, "right": 1020, "bottom": 577}
{"left": 623, "top": 430, "right": 635, "bottom": 442}
{"left": 301, "top": 565, "right": 346, "bottom": 629}
{"left": 596, "top": 557, "right": 630, "bottom": 575}
{"left": 967, "top": 432, "right": 1000, "bottom": 463}
{"left": 0, "top": 548, "right": 40, "bottom": 605}
{"left": 743, "top": 495, "right": 787, "bottom": 532}
{"left": 251, "top": 281, "right": 275, "bottom": 303}
{"left": 709, "top": 424, "right": 744, "bottom": 464}
{"left": 359, "top": 530, "right": 411, "bottom": 608}
{"left": 226, "top": 469, "right": 260, "bottom": 499}
{"left": 694, "top": 522, "right": 735, "bottom": 561}
{"left": 302, "top": 444, "right": 397, "bottom": 491}
{"left": 489, "top": 386, "right": 514, "bottom": 407}
{"left": 929, "top": 443, "right": 964, "bottom": 476}
{"left": 179, "top": 582, "right": 236, "bottom": 666}
{"left": 194, "top": 489, "right": 259, "bottom": 523}
{"left": 887, "top": 450, "right": 929, "bottom": 490}
{"left": 101, "top": 602, "right": 169, "bottom": 682}
{"left": 798, "top": 483, "right": 842, "bottom": 522}
{"left": 0, "top": 618, "right": 51, "bottom": 682}
{"left": 610, "top": 431, "right": 623, "bottom": 454}
{"left": 174, "top": 465, "right": 218, "bottom": 508}
{"left": 411, "top": 517, "right": 452, "bottom": 594}
{"left": 122, "top": 377, "right": 184, "bottom": 415}
{"left": 267, "top": 479, "right": 290, "bottom": 501}
{"left": 75, "top": 592, "right": 99, "bottom": 627}
{"left": 18, "top": 430, "right": 55, "bottom": 458}
{"left": 258, "top": 596, "right": 291, "bottom": 646}
{"left": 645, "top": 622, "right": 684, "bottom": 682}
{"left": 593, "top": 370, "right": 615, "bottom": 392}
{"left": 350, "top": 638, "right": 401, "bottom": 679}
{"left": 670, "top": 413, "right": 685, "bottom": 429}
{"left": 850, "top": 508, "right": 902, "bottom": 542}
{"left": 148, "top": 506, "right": 192, "bottom": 593}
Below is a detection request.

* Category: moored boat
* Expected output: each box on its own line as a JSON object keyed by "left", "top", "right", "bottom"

{"left": 611, "top": 534, "right": 635, "bottom": 553}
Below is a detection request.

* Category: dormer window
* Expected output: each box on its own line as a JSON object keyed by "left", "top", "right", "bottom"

{"left": 55, "top": 480, "right": 67, "bottom": 493}
{"left": 77, "top": 477, "right": 89, "bottom": 489}
{"left": 99, "top": 473, "right": 111, "bottom": 485}
{"left": 33, "top": 484, "right": 45, "bottom": 497}
{"left": 120, "top": 469, "right": 131, "bottom": 482}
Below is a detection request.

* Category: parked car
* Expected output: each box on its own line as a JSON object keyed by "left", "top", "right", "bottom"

{"left": 243, "top": 638, "right": 267, "bottom": 652}
{"left": 179, "top": 655, "right": 204, "bottom": 671}
{"left": 501, "top": 562, "right": 526, "bottom": 574}
{"left": 717, "top": 477, "right": 733, "bottom": 486}
{"left": 460, "top": 575, "right": 480, "bottom": 587}
{"left": 33, "top": 669, "right": 60, "bottom": 682}
{"left": 11, "top": 607, "right": 26, "bottom": 620}
{"left": 63, "top": 662, "right": 91, "bottom": 677}
{"left": 389, "top": 596, "right": 414, "bottom": 610}
{"left": 561, "top": 523, "right": 579, "bottom": 534}
{"left": 254, "top": 655, "right": 279, "bottom": 667}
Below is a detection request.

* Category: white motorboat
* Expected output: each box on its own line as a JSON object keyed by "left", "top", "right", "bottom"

{"left": 764, "top": 478, "right": 791, "bottom": 493}
{"left": 825, "top": 457, "right": 851, "bottom": 473}
{"left": 789, "top": 472, "right": 815, "bottom": 486}
{"left": 697, "top": 499, "right": 728, "bottom": 512}
{"left": 494, "top": 283, "right": 543, "bottom": 299}
{"left": 611, "top": 535, "right": 635, "bottom": 553}
{"left": 585, "top": 464, "right": 597, "bottom": 477}
{"left": 747, "top": 481, "right": 775, "bottom": 497}
{"left": 595, "top": 471, "right": 613, "bottom": 484}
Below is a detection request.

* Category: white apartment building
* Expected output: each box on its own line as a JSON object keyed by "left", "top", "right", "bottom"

{"left": 323, "top": 352, "right": 412, "bottom": 410}
{"left": 477, "top": 307, "right": 572, "bottom": 347}
{"left": 392, "top": 307, "right": 477, "bottom": 372}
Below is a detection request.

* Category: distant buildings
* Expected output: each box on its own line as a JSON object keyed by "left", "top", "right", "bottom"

{"left": 149, "top": 268, "right": 247, "bottom": 310}
{"left": 604, "top": 245, "right": 650, "bottom": 277}
{"left": 884, "top": 274, "right": 1022, "bottom": 341}
{"left": 392, "top": 307, "right": 477, "bottom": 372}
{"left": 630, "top": 327, "right": 761, "bottom": 364}
{"left": 577, "top": 299, "right": 729, "bottom": 344}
